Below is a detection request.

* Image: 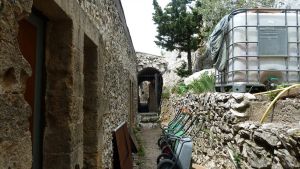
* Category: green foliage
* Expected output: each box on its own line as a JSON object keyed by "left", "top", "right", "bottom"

{"left": 266, "top": 84, "right": 287, "bottom": 101}
{"left": 171, "top": 72, "right": 215, "bottom": 95}
{"left": 188, "top": 72, "right": 215, "bottom": 93}
{"left": 133, "top": 126, "right": 141, "bottom": 133}
{"left": 137, "top": 145, "right": 145, "bottom": 157}
{"left": 175, "top": 62, "right": 192, "bottom": 77}
{"left": 176, "top": 83, "right": 189, "bottom": 95}
{"left": 267, "top": 91, "right": 279, "bottom": 101}
{"left": 133, "top": 127, "right": 145, "bottom": 157}
{"left": 194, "top": 0, "right": 275, "bottom": 53}
{"left": 276, "top": 84, "right": 288, "bottom": 89}
{"left": 153, "top": 0, "right": 202, "bottom": 72}
{"left": 171, "top": 83, "right": 189, "bottom": 95}
{"left": 233, "top": 151, "right": 242, "bottom": 168}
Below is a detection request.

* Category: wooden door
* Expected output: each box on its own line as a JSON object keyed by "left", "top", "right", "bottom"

{"left": 18, "top": 11, "right": 46, "bottom": 169}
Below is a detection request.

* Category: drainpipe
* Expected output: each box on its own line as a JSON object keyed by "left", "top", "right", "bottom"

{"left": 155, "top": 73, "right": 158, "bottom": 112}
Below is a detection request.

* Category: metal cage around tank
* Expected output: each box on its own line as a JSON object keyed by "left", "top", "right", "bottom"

{"left": 215, "top": 8, "right": 300, "bottom": 92}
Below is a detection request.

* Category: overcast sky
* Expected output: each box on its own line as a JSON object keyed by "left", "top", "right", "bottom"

{"left": 121, "top": 0, "right": 170, "bottom": 56}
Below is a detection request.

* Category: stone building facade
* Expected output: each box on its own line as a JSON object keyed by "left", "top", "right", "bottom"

{"left": 0, "top": 0, "right": 137, "bottom": 169}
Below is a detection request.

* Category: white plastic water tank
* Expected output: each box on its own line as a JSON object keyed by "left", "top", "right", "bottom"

{"left": 216, "top": 9, "right": 300, "bottom": 88}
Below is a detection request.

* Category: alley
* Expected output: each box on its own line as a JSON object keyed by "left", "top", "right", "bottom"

{"left": 139, "top": 127, "right": 161, "bottom": 169}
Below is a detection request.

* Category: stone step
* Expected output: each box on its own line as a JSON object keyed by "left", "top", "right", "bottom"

{"left": 139, "top": 112, "right": 159, "bottom": 116}
{"left": 139, "top": 122, "right": 159, "bottom": 129}
{"left": 140, "top": 115, "right": 159, "bottom": 123}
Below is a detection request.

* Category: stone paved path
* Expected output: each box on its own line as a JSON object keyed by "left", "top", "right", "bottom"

{"left": 140, "top": 127, "right": 161, "bottom": 169}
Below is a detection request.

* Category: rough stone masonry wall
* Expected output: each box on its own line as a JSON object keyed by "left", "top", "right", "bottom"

{"left": 76, "top": 0, "right": 138, "bottom": 168}
{"left": 0, "top": 0, "right": 137, "bottom": 168}
{"left": 0, "top": 0, "right": 33, "bottom": 168}
{"left": 162, "top": 93, "right": 300, "bottom": 169}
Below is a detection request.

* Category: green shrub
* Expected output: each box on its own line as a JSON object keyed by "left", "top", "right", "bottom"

{"left": 171, "top": 83, "right": 189, "bottom": 95}
{"left": 170, "top": 72, "right": 215, "bottom": 95}
{"left": 233, "top": 152, "right": 242, "bottom": 168}
{"left": 137, "top": 145, "right": 145, "bottom": 157}
{"left": 188, "top": 72, "right": 215, "bottom": 93}
{"left": 175, "top": 62, "right": 192, "bottom": 77}
{"left": 267, "top": 84, "right": 287, "bottom": 101}
{"left": 133, "top": 127, "right": 145, "bottom": 157}
{"left": 267, "top": 91, "right": 279, "bottom": 101}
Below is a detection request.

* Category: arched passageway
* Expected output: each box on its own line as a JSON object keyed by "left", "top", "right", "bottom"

{"left": 138, "top": 67, "right": 163, "bottom": 113}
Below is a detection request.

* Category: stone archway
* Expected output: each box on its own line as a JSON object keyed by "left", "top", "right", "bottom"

{"left": 138, "top": 67, "right": 163, "bottom": 113}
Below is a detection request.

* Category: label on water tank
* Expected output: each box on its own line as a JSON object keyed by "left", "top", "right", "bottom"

{"left": 258, "top": 26, "right": 288, "bottom": 56}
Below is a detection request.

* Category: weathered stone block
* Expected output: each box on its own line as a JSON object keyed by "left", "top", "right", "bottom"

{"left": 242, "top": 142, "right": 272, "bottom": 169}
{"left": 43, "top": 147, "right": 83, "bottom": 169}
{"left": 0, "top": 94, "right": 32, "bottom": 168}
{"left": 275, "top": 149, "right": 300, "bottom": 168}
{"left": 253, "top": 130, "right": 280, "bottom": 147}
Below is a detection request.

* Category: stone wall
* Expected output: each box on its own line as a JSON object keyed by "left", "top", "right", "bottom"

{"left": 161, "top": 93, "right": 300, "bottom": 169}
{"left": 0, "top": 0, "right": 34, "bottom": 168}
{"left": 137, "top": 52, "right": 168, "bottom": 73}
{"left": 0, "top": 0, "right": 137, "bottom": 169}
{"left": 76, "top": 1, "right": 138, "bottom": 167}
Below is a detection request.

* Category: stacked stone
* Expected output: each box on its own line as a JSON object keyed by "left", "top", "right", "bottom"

{"left": 232, "top": 122, "right": 300, "bottom": 169}
{"left": 166, "top": 92, "right": 300, "bottom": 169}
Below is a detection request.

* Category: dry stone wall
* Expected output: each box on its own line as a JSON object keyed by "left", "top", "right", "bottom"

{"left": 162, "top": 93, "right": 300, "bottom": 169}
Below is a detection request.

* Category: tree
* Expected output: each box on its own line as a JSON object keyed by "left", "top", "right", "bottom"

{"left": 195, "top": 0, "right": 275, "bottom": 53}
{"left": 153, "top": 0, "right": 202, "bottom": 73}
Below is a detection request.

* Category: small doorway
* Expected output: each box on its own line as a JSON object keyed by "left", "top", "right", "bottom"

{"left": 138, "top": 68, "right": 163, "bottom": 113}
{"left": 18, "top": 10, "right": 46, "bottom": 169}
